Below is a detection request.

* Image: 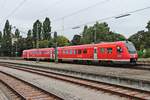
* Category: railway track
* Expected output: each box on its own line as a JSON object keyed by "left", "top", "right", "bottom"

{"left": 0, "top": 71, "right": 63, "bottom": 100}
{"left": 1, "top": 64, "right": 150, "bottom": 100}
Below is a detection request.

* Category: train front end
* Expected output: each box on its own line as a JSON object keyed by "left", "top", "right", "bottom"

{"left": 124, "top": 41, "right": 138, "bottom": 64}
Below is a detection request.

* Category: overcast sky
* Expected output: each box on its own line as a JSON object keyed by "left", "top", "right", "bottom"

{"left": 0, "top": 0, "right": 150, "bottom": 39}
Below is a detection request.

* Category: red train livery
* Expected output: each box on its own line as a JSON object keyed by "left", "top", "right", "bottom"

{"left": 22, "top": 41, "right": 138, "bottom": 64}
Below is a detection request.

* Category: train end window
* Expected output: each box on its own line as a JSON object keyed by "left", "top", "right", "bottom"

{"left": 83, "top": 49, "right": 87, "bottom": 54}
{"left": 117, "top": 46, "right": 123, "bottom": 53}
{"left": 78, "top": 49, "right": 82, "bottom": 54}
{"left": 107, "top": 48, "right": 112, "bottom": 54}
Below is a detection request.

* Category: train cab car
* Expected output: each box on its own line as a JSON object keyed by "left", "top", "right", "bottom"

{"left": 96, "top": 41, "right": 137, "bottom": 64}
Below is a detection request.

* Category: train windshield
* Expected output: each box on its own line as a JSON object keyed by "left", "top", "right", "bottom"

{"left": 125, "top": 41, "right": 137, "bottom": 54}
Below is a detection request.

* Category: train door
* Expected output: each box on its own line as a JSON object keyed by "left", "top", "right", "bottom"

{"left": 94, "top": 47, "right": 97, "bottom": 60}
{"left": 50, "top": 50, "right": 52, "bottom": 59}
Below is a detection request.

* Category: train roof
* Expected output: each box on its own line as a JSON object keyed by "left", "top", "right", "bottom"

{"left": 23, "top": 41, "right": 128, "bottom": 51}
{"left": 60, "top": 41, "right": 126, "bottom": 48}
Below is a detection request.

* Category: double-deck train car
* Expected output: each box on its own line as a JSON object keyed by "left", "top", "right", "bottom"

{"left": 22, "top": 41, "right": 138, "bottom": 64}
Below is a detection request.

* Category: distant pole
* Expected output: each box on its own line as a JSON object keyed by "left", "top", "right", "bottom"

{"left": 55, "top": 42, "right": 58, "bottom": 63}
{"left": 15, "top": 42, "right": 17, "bottom": 57}
{"left": 94, "top": 27, "right": 96, "bottom": 43}
{"left": 36, "top": 24, "right": 39, "bottom": 63}
{"left": 62, "top": 17, "right": 64, "bottom": 35}
{"left": 54, "top": 31, "right": 58, "bottom": 63}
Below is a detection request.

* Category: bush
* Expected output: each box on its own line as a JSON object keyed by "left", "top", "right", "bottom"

{"left": 138, "top": 50, "right": 144, "bottom": 58}
{"left": 144, "top": 49, "right": 150, "bottom": 58}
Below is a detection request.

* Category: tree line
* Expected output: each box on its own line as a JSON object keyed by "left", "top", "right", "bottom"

{"left": 0, "top": 17, "right": 69, "bottom": 56}
{"left": 71, "top": 22, "right": 126, "bottom": 45}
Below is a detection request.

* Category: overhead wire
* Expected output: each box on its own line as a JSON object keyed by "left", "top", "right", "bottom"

{"left": 31, "top": 0, "right": 65, "bottom": 19}
{"left": 52, "top": 0, "right": 110, "bottom": 22}
{"left": 5, "top": 0, "right": 64, "bottom": 33}
{"left": 53, "top": 6, "right": 150, "bottom": 32}
{"left": 1, "top": 0, "right": 27, "bottom": 22}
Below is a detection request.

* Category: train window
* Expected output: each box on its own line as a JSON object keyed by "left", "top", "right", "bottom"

{"left": 100, "top": 48, "right": 105, "bottom": 53}
{"left": 70, "top": 50, "right": 72, "bottom": 54}
{"left": 63, "top": 50, "right": 65, "bottom": 54}
{"left": 65, "top": 50, "right": 67, "bottom": 54}
{"left": 117, "top": 46, "right": 123, "bottom": 53}
{"left": 107, "top": 48, "right": 112, "bottom": 54}
{"left": 65, "top": 50, "right": 68, "bottom": 54}
{"left": 78, "top": 49, "right": 82, "bottom": 54}
{"left": 74, "top": 50, "right": 77, "bottom": 54}
{"left": 83, "top": 49, "right": 87, "bottom": 54}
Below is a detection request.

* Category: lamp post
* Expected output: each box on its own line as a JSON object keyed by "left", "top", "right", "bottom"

{"left": 11, "top": 26, "right": 18, "bottom": 57}
{"left": 54, "top": 31, "right": 58, "bottom": 63}
{"left": 36, "top": 24, "right": 39, "bottom": 63}
{"left": 49, "top": 31, "right": 58, "bottom": 63}
{"left": 94, "top": 27, "right": 96, "bottom": 43}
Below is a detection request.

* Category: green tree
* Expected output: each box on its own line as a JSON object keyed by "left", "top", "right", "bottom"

{"left": 0, "top": 31, "right": 2, "bottom": 45}
{"left": 80, "top": 22, "right": 125, "bottom": 44}
{"left": 2, "top": 20, "right": 12, "bottom": 56}
{"left": 39, "top": 40, "right": 49, "bottom": 48}
{"left": 27, "top": 29, "right": 32, "bottom": 38}
{"left": 15, "top": 29, "right": 20, "bottom": 38}
{"left": 11, "top": 29, "right": 20, "bottom": 56}
{"left": 32, "top": 20, "right": 42, "bottom": 47}
{"left": 0, "top": 31, "right": 2, "bottom": 56}
{"left": 17, "top": 37, "right": 27, "bottom": 56}
{"left": 71, "top": 34, "right": 81, "bottom": 45}
{"left": 55, "top": 35, "right": 70, "bottom": 46}
{"left": 26, "top": 30, "right": 33, "bottom": 49}
{"left": 129, "top": 30, "right": 150, "bottom": 50}
{"left": 43, "top": 17, "right": 51, "bottom": 40}
{"left": 146, "top": 21, "right": 150, "bottom": 31}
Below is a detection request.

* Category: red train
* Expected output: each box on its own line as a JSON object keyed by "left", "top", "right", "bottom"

{"left": 22, "top": 41, "right": 138, "bottom": 64}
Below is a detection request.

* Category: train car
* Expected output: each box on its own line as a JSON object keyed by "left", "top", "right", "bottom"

{"left": 22, "top": 41, "right": 138, "bottom": 64}
{"left": 22, "top": 48, "right": 55, "bottom": 60}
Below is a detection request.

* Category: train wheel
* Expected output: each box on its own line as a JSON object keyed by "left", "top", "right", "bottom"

{"left": 58, "top": 59, "right": 62, "bottom": 63}
{"left": 87, "top": 61, "right": 92, "bottom": 65}
{"left": 130, "top": 58, "right": 137, "bottom": 65}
